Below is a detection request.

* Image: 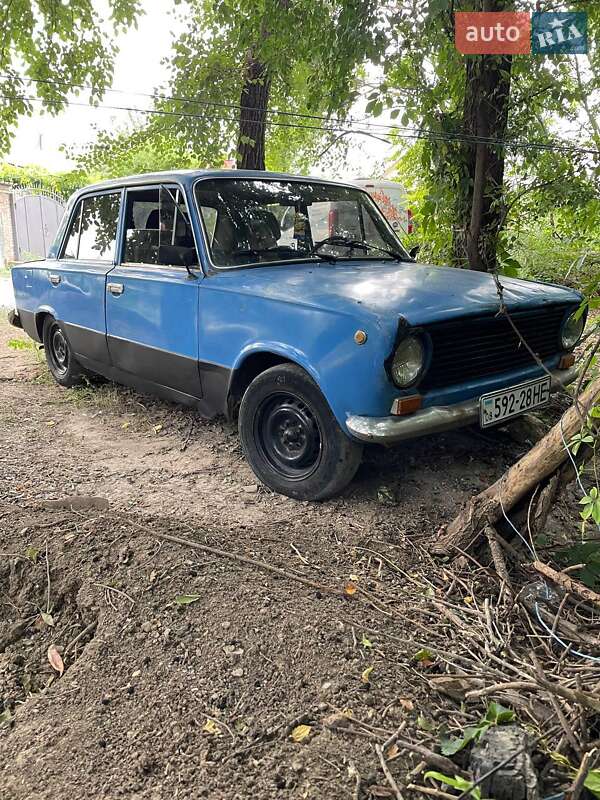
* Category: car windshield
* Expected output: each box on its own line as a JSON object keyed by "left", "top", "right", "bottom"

{"left": 194, "top": 178, "right": 411, "bottom": 268}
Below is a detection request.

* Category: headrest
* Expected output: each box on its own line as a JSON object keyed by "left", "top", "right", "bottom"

{"left": 246, "top": 207, "right": 281, "bottom": 244}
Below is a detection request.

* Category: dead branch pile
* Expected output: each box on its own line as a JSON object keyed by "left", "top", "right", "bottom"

{"left": 343, "top": 534, "right": 600, "bottom": 799}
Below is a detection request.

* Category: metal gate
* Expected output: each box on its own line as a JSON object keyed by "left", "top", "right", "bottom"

{"left": 12, "top": 187, "right": 65, "bottom": 261}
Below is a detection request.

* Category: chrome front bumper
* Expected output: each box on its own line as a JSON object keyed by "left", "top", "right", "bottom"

{"left": 346, "top": 366, "right": 579, "bottom": 445}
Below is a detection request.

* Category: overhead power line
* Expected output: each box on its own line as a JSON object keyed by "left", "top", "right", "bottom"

{"left": 1, "top": 86, "right": 599, "bottom": 158}
{"left": 0, "top": 73, "right": 367, "bottom": 129}
{"left": 5, "top": 72, "right": 599, "bottom": 157}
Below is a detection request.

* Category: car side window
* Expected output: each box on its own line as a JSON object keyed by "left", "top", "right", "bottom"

{"left": 122, "top": 186, "right": 199, "bottom": 269}
{"left": 62, "top": 193, "right": 120, "bottom": 261}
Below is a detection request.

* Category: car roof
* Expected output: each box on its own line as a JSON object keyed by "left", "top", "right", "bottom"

{"left": 73, "top": 169, "right": 361, "bottom": 196}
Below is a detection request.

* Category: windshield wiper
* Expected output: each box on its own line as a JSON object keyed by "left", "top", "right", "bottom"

{"left": 310, "top": 235, "right": 408, "bottom": 262}
{"left": 233, "top": 246, "right": 339, "bottom": 263}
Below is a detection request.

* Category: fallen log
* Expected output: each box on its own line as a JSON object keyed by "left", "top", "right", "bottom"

{"left": 433, "top": 376, "right": 599, "bottom": 556}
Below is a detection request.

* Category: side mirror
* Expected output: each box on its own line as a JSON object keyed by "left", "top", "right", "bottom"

{"left": 409, "top": 245, "right": 420, "bottom": 259}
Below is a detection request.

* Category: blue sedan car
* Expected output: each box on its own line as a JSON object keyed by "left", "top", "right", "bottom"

{"left": 10, "top": 170, "right": 584, "bottom": 500}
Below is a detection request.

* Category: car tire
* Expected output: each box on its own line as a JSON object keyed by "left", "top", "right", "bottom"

{"left": 238, "top": 363, "right": 363, "bottom": 500}
{"left": 42, "top": 317, "right": 86, "bottom": 388}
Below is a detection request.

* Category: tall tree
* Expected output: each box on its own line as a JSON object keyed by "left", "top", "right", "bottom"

{"left": 237, "top": 52, "right": 271, "bottom": 169}
{"left": 372, "top": 0, "right": 598, "bottom": 272}
{"left": 0, "top": 0, "right": 141, "bottom": 154}
{"left": 76, "top": 0, "right": 384, "bottom": 175}
{"left": 458, "top": 48, "right": 513, "bottom": 271}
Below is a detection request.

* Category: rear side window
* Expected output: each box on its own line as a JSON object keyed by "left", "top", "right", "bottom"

{"left": 122, "top": 185, "right": 198, "bottom": 268}
{"left": 61, "top": 192, "right": 120, "bottom": 261}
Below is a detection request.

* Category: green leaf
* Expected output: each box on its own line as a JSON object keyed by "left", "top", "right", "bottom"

{"left": 485, "top": 702, "right": 515, "bottom": 725}
{"left": 175, "top": 594, "right": 201, "bottom": 605}
{"left": 424, "top": 771, "right": 481, "bottom": 799}
{"left": 584, "top": 769, "right": 600, "bottom": 799}
{"left": 41, "top": 612, "right": 55, "bottom": 627}
{"left": 361, "top": 636, "right": 373, "bottom": 649}
{"left": 439, "top": 702, "right": 514, "bottom": 757}
{"left": 25, "top": 546, "right": 39, "bottom": 563}
{"left": 440, "top": 725, "right": 482, "bottom": 755}
{"left": 414, "top": 648, "right": 434, "bottom": 662}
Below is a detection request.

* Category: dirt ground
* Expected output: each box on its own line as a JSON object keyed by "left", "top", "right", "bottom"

{"left": 0, "top": 313, "right": 588, "bottom": 799}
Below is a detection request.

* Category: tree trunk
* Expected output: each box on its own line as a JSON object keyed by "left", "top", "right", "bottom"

{"left": 237, "top": 51, "right": 270, "bottom": 170}
{"left": 433, "top": 377, "right": 600, "bottom": 556}
{"left": 452, "top": 1, "right": 513, "bottom": 271}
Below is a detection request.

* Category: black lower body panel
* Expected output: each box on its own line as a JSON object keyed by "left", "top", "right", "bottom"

{"left": 18, "top": 314, "right": 232, "bottom": 420}
{"left": 78, "top": 354, "right": 209, "bottom": 415}
{"left": 107, "top": 335, "right": 204, "bottom": 398}
{"left": 79, "top": 345, "right": 231, "bottom": 420}
{"left": 64, "top": 322, "right": 110, "bottom": 364}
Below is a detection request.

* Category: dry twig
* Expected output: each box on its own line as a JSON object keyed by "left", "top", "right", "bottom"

{"left": 375, "top": 742, "right": 405, "bottom": 800}
{"left": 531, "top": 561, "right": 600, "bottom": 608}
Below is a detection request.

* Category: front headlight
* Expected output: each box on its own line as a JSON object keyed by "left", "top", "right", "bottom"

{"left": 561, "top": 311, "right": 585, "bottom": 350}
{"left": 391, "top": 335, "right": 425, "bottom": 387}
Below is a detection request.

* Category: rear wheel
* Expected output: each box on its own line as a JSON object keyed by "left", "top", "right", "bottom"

{"left": 238, "top": 364, "right": 363, "bottom": 500}
{"left": 42, "top": 317, "right": 86, "bottom": 388}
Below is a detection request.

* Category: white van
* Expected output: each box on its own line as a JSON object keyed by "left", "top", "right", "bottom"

{"left": 350, "top": 179, "right": 412, "bottom": 236}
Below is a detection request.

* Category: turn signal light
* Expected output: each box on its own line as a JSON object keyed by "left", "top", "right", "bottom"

{"left": 559, "top": 353, "right": 576, "bottom": 369}
{"left": 391, "top": 395, "right": 423, "bottom": 416}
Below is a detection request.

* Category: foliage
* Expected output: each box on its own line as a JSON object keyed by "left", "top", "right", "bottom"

{"left": 551, "top": 752, "right": 600, "bottom": 799}
{"left": 424, "top": 772, "right": 481, "bottom": 800}
{"left": 378, "top": 1, "right": 600, "bottom": 271}
{"left": 566, "top": 400, "right": 600, "bottom": 533}
{"left": 73, "top": 0, "right": 383, "bottom": 175}
{"left": 394, "top": 140, "right": 451, "bottom": 264}
{"left": 0, "top": 162, "right": 85, "bottom": 199}
{"left": 586, "top": 768, "right": 600, "bottom": 799}
{"left": 0, "top": 0, "right": 141, "bottom": 155}
{"left": 440, "top": 702, "right": 515, "bottom": 756}
{"left": 560, "top": 540, "right": 600, "bottom": 590}
{"left": 69, "top": 124, "right": 200, "bottom": 181}
{"left": 580, "top": 480, "right": 600, "bottom": 531}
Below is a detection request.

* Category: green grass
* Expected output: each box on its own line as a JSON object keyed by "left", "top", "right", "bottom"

{"left": 7, "top": 338, "right": 35, "bottom": 351}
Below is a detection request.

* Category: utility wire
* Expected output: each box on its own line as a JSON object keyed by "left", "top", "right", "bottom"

{"left": 2, "top": 86, "right": 600, "bottom": 157}
{"left": 0, "top": 73, "right": 366, "bottom": 129}
{"left": 7, "top": 72, "right": 600, "bottom": 156}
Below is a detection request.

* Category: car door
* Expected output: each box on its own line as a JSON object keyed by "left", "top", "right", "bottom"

{"left": 105, "top": 183, "right": 203, "bottom": 399}
{"left": 48, "top": 190, "right": 121, "bottom": 368}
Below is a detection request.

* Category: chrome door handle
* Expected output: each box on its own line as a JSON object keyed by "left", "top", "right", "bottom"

{"left": 49, "top": 274, "right": 61, "bottom": 286}
{"left": 107, "top": 283, "right": 124, "bottom": 296}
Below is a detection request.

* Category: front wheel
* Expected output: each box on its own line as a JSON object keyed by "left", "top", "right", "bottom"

{"left": 42, "top": 317, "right": 86, "bottom": 388}
{"left": 238, "top": 364, "right": 363, "bottom": 500}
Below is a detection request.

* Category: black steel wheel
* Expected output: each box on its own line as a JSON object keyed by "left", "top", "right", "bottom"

{"left": 42, "top": 317, "right": 86, "bottom": 388}
{"left": 254, "top": 393, "right": 322, "bottom": 480}
{"left": 48, "top": 325, "right": 69, "bottom": 376}
{"left": 238, "top": 363, "right": 363, "bottom": 500}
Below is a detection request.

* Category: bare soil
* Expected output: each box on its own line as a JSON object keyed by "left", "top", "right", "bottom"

{"left": 0, "top": 315, "right": 585, "bottom": 799}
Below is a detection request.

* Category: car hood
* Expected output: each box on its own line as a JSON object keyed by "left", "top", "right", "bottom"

{"left": 209, "top": 260, "right": 581, "bottom": 326}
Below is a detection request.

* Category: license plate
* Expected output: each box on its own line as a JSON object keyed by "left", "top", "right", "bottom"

{"left": 479, "top": 376, "right": 551, "bottom": 428}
